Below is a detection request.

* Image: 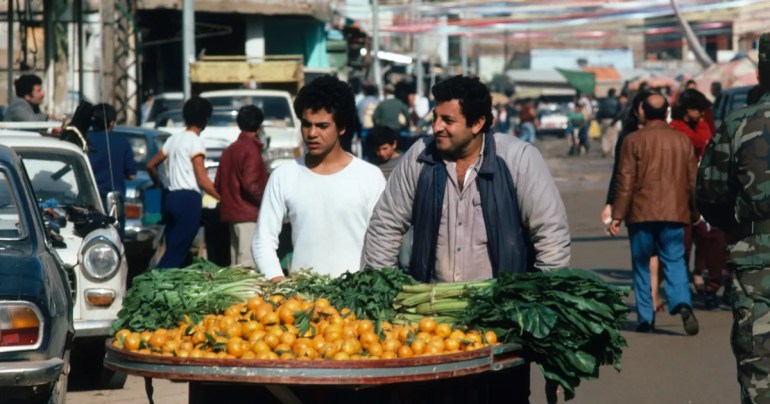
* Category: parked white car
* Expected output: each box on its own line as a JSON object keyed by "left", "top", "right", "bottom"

{"left": 200, "top": 89, "right": 304, "bottom": 171}
{"left": 0, "top": 134, "right": 129, "bottom": 388}
{"left": 140, "top": 92, "right": 184, "bottom": 128}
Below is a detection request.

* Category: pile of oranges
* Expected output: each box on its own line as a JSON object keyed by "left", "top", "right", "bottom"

{"left": 112, "top": 294, "right": 498, "bottom": 361}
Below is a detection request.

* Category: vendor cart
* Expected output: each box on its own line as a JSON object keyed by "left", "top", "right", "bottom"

{"left": 104, "top": 340, "right": 526, "bottom": 404}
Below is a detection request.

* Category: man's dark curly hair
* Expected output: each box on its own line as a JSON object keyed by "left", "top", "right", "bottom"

{"left": 431, "top": 75, "right": 494, "bottom": 134}
{"left": 293, "top": 75, "right": 356, "bottom": 133}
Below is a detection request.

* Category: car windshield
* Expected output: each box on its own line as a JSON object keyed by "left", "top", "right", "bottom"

{"left": 156, "top": 111, "right": 238, "bottom": 128}
{"left": 17, "top": 150, "right": 100, "bottom": 209}
{"left": 204, "top": 96, "right": 295, "bottom": 128}
{"left": 0, "top": 169, "right": 24, "bottom": 239}
{"left": 146, "top": 97, "right": 184, "bottom": 124}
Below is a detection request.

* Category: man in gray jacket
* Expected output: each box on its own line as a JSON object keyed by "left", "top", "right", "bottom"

{"left": 363, "top": 75, "right": 571, "bottom": 402}
{"left": 5, "top": 74, "right": 47, "bottom": 122}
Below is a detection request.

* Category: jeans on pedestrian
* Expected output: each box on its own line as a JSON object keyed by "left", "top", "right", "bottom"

{"left": 156, "top": 189, "right": 202, "bottom": 269}
{"left": 578, "top": 125, "right": 590, "bottom": 151}
{"left": 628, "top": 222, "right": 692, "bottom": 324}
{"left": 519, "top": 122, "right": 536, "bottom": 144}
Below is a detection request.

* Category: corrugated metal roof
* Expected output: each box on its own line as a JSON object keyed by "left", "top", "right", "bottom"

{"left": 138, "top": 0, "right": 332, "bottom": 20}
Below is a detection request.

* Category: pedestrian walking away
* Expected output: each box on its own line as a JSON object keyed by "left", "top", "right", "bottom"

{"left": 696, "top": 32, "right": 770, "bottom": 404}
{"left": 609, "top": 93, "right": 701, "bottom": 336}
{"left": 252, "top": 75, "right": 386, "bottom": 282}
{"left": 601, "top": 90, "right": 666, "bottom": 310}
{"left": 86, "top": 103, "right": 138, "bottom": 241}
{"left": 597, "top": 88, "right": 621, "bottom": 157}
{"left": 146, "top": 97, "right": 220, "bottom": 269}
{"left": 364, "top": 75, "right": 571, "bottom": 403}
{"left": 670, "top": 88, "right": 729, "bottom": 308}
{"left": 214, "top": 105, "right": 269, "bottom": 268}
{"left": 372, "top": 83, "right": 409, "bottom": 134}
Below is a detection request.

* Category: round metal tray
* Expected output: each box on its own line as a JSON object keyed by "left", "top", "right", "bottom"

{"left": 104, "top": 341, "right": 524, "bottom": 385}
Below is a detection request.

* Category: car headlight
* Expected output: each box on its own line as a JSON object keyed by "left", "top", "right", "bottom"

{"left": 81, "top": 237, "right": 120, "bottom": 281}
{"left": 267, "top": 147, "right": 303, "bottom": 160}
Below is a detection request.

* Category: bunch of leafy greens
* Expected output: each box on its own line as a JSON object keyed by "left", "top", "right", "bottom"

{"left": 112, "top": 258, "right": 265, "bottom": 333}
{"left": 280, "top": 267, "right": 417, "bottom": 322}
{"left": 460, "top": 268, "right": 630, "bottom": 401}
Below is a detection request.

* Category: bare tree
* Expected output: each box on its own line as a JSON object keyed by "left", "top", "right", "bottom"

{"left": 671, "top": 0, "right": 714, "bottom": 69}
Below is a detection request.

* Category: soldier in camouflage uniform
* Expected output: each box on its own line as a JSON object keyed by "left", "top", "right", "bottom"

{"left": 696, "top": 33, "right": 770, "bottom": 404}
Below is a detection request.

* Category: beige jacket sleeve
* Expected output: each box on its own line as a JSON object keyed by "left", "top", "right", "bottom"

{"left": 363, "top": 140, "right": 426, "bottom": 269}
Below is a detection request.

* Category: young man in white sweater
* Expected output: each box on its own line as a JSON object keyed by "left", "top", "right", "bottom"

{"left": 252, "top": 76, "right": 386, "bottom": 281}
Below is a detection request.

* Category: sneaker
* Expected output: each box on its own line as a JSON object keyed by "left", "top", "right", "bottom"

{"left": 675, "top": 304, "right": 700, "bottom": 336}
{"left": 635, "top": 322, "right": 655, "bottom": 333}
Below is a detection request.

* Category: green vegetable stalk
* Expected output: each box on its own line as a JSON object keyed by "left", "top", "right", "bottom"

{"left": 112, "top": 258, "right": 266, "bottom": 333}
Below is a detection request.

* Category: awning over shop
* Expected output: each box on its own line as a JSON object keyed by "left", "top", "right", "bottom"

{"left": 556, "top": 68, "right": 596, "bottom": 96}
{"left": 138, "top": 0, "right": 332, "bottom": 20}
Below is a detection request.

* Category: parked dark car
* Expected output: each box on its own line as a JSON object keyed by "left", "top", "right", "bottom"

{"left": 0, "top": 144, "right": 73, "bottom": 403}
{"left": 712, "top": 85, "right": 752, "bottom": 128}
{"left": 102, "top": 126, "right": 171, "bottom": 266}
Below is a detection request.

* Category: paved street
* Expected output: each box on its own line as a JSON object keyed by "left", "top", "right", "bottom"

{"left": 68, "top": 136, "right": 738, "bottom": 403}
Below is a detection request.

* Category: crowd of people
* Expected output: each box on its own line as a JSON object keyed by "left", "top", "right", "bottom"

{"left": 7, "top": 32, "right": 770, "bottom": 402}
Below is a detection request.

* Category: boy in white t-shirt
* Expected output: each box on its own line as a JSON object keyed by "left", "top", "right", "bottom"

{"left": 146, "top": 97, "right": 220, "bottom": 269}
{"left": 252, "top": 76, "right": 386, "bottom": 280}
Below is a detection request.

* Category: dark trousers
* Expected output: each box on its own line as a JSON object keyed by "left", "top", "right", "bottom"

{"left": 156, "top": 190, "right": 201, "bottom": 269}
{"left": 684, "top": 223, "right": 729, "bottom": 292}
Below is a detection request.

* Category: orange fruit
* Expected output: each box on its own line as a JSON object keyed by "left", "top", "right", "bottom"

{"left": 314, "top": 297, "right": 331, "bottom": 309}
{"left": 268, "top": 294, "right": 285, "bottom": 305}
{"left": 263, "top": 333, "right": 280, "bottom": 349}
{"left": 262, "top": 312, "right": 280, "bottom": 326}
{"left": 484, "top": 330, "right": 498, "bottom": 345}
{"left": 247, "top": 296, "right": 264, "bottom": 312}
{"left": 356, "top": 320, "right": 375, "bottom": 335}
{"left": 367, "top": 342, "right": 384, "bottom": 357}
{"left": 224, "top": 323, "right": 243, "bottom": 339}
{"left": 419, "top": 317, "right": 437, "bottom": 334}
{"left": 410, "top": 339, "right": 426, "bottom": 355}
{"left": 434, "top": 323, "right": 452, "bottom": 338}
{"left": 333, "top": 352, "right": 350, "bottom": 361}
{"left": 360, "top": 331, "right": 379, "bottom": 347}
{"left": 149, "top": 332, "right": 167, "bottom": 349}
{"left": 280, "top": 332, "right": 297, "bottom": 346}
{"left": 381, "top": 351, "right": 397, "bottom": 359}
{"left": 397, "top": 345, "right": 414, "bottom": 358}
{"left": 226, "top": 338, "right": 246, "bottom": 357}
{"left": 383, "top": 338, "right": 401, "bottom": 353}
{"left": 124, "top": 333, "right": 141, "bottom": 351}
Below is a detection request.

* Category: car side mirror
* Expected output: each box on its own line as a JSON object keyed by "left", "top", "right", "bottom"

{"left": 106, "top": 191, "right": 121, "bottom": 221}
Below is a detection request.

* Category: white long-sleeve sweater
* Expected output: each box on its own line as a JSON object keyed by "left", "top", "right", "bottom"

{"left": 252, "top": 157, "right": 386, "bottom": 279}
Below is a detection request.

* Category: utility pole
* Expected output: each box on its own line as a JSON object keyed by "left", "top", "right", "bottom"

{"left": 415, "top": 0, "right": 424, "bottom": 98}
{"left": 371, "top": 0, "right": 383, "bottom": 99}
{"left": 101, "top": 0, "right": 116, "bottom": 105}
{"left": 461, "top": 34, "right": 468, "bottom": 76}
{"left": 670, "top": 0, "right": 714, "bottom": 69}
{"left": 7, "top": 0, "right": 13, "bottom": 104}
{"left": 182, "top": 0, "right": 194, "bottom": 99}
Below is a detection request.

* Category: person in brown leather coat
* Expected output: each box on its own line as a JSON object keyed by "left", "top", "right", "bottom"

{"left": 608, "top": 93, "right": 701, "bottom": 335}
{"left": 214, "top": 105, "right": 268, "bottom": 267}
